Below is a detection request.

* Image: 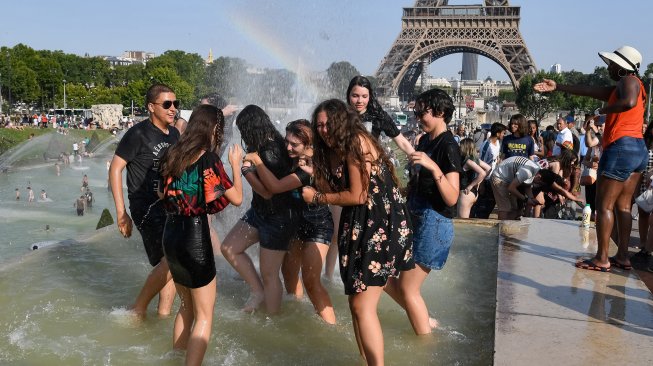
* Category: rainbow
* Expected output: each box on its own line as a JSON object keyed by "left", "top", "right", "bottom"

{"left": 223, "top": 10, "right": 322, "bottom": 101}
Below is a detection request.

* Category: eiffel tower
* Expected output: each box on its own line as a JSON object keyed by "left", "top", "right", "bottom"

{"left": 375, "top": 0, "right": 537, "bottom": 99}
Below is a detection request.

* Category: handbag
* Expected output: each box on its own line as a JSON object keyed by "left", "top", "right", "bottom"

{"left": 580, "top": 166, "right": 597, "bottom": 186}
{"left": 636, "top": 189, "right": 653, "bottom": 213}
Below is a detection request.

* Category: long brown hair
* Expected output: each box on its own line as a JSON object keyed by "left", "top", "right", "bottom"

{"left": 311, "top": 99, "right": 398, "bottom": 196}
{"left": 161, "top": 105, "right": 224, "bottom": 178}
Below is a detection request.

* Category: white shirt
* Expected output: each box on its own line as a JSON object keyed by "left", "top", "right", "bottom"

{"left": 553, "top": 127, "right": 573, "bottom": 156}
{"left": 480, "top": 138, "right": 502, "bottom": 180}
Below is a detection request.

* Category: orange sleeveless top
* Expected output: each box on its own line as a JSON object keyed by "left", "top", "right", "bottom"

{"left": 603, "top": 75, "right": 646, "bottom": 148}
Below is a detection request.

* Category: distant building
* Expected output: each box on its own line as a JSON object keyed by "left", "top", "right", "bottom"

{"left": 121, "top": 51, "right": 155, "bottom": 62}
{"left": 462, "top": 53, "right": 479, "bottom": 81}
{"left": 550, "top": 63, "right": 562, "bottom": 74}
{"left": 416, "top": 75, "right": 452, "bottom": 89}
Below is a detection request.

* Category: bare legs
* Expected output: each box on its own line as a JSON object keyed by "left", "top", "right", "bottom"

{"left": 282, "top": 239, "right": 304, "bottom": 299}
{"left": 324, "top": 206, "right": 341, "bottom": 279}
{"left": 301, "top": 242, "right": 336, "bottom": 324}
{"left": 172, "top": 277, "right": 216, "bottom": 366}
{"left": 384, "top": 265, "right": 434, "bottom": 335}
{"left": 591, "top": 173, "right": 641, "bottom": 268}
{"left": 131, "top": 257, "right": 176, "bottom": 316}
{"left": 220, "top": 221, "right": 264, "bottom": 312}
{"left": 457, "top": 191, "right": 476, "bottom": 218}
{"left": 207, "top": 214, "right": 222, "bottom": 256}
{"left": 259, "top": 248, "right": 287, "bottom": 314}
{"left": 349, "top": 286, "right": 385, "bottom": 366}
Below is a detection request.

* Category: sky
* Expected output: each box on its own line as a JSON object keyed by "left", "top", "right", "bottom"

{"left": 2, "top": 0, "right": 653, "bottom": 82}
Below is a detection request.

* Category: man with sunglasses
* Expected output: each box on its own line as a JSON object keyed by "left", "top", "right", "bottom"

{"left": 109, "top": 84, "right": 181, "bottom": 317}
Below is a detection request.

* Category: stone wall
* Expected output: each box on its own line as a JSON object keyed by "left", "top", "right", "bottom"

{"left": 90, "top": 104, "right": 123, "bottom": 129}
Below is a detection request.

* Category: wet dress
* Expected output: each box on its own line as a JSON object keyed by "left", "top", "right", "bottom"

{"left": 162, "top": 152, "right": 233, "bottom": 288}
{"left": 335, "top": 160, "right": 414, "bottom": 295}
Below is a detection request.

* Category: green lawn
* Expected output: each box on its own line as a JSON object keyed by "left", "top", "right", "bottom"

{"left": 0, "top": 127, "right": 113, "bottom": 155}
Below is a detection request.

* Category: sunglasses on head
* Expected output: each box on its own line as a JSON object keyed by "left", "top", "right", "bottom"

{"left": 153, "top": 100, "right": 180, "bottom": 109}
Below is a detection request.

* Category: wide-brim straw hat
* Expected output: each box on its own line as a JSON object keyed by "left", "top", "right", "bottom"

{"left": 598, "top": 45, "right": 642, "bottom": 73}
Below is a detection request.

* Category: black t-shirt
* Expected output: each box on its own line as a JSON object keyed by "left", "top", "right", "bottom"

{"left": 361, "top": 109, "right": 400, "bottom": 139}
{"left": 251, "top": 140, "right": 297, "bottom": 216}
{"left": 532, "top": 169, "right": 565, "bottom": 196}
{"left": 410, "top": 130, "right": 462, "bottom": 218}
{"left": 115, "top": 119, "right": 180, "bottom": 210}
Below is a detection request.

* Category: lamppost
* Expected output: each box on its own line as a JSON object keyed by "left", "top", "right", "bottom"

{"left": 63, "top": 79, "right": 67, "bottom": 116}
{"left": 458, "top": 71, "right": 463, "bottom": 119}
{"left": 647, "top": 73, "right": 653, "bottom": 124}
{"left": 0, "top": 72, "right": 3, "bottom": 115}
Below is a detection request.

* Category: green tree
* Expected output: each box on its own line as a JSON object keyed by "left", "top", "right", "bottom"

{"left": 498, "top": 89, "right": 516, "bottom": 102}
{"left": 204, "top": 56, "right": 249, "bottom": 102}
{"left": 147, "top": 67, "right": 194, "bottom": 108}
{"left": 515, "top": 71, "right": 565, "bottom": 122}
{"left": 146, "top": 50, "right": 206, "bottom": 101}
{"left": 325, "top": 61, "right": 360, "bottom": 98}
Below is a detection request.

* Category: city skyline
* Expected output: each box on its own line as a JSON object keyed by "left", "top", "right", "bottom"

{"left": 2, "top": 1, "right": 652, "bottom": 81}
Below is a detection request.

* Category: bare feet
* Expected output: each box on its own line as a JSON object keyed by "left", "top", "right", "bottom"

{"left": 429, "top": 317, "right": 439, "bottom": 330}
{"left": 242, "top": 292, "right": 264, "bottom": 313}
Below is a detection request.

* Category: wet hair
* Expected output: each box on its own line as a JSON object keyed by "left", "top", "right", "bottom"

{"left": 490, "top": 122, "right": 506, "bottom": 137}
{"left": 286, "top": 119, "right": 312, "bottom": 147}
{"left": 200, "top": 92, "right": 228, "bottom": 109}
{"left": 311, "top": 99, "right": 398, "bottom": 195}
{"left": 236, "top": 105, "right": 284, "bottom": 154}
{"left": 414, "top": 88, "right": 455, "bottom": 123}
{"left": 145, "top": 84, "right": 174, "bottom": 106}
{"left": 161, "top": 105, "right": 224, "bottom": 179}
{"left": 459, "top": 138, "right": 478, "bottom": 160}
{"left": 509, "top": 114, "right": 528, "bottom": 137}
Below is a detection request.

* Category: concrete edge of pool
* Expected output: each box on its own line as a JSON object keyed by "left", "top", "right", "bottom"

{"left": 478, "top": 217, "right": 653, "bottom": 365}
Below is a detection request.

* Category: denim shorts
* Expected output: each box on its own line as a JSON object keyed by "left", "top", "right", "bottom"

{"left": 297, "top": 205, "right": 334, "bottom": 245}
{"left": 242, "top": 207, "right": 299, "bottom": 251}
{"left": 598, "top": 137, "right": 648, "bottom": 181}
{"left": 408, "top": 197, "right": 455, "bottom": 270}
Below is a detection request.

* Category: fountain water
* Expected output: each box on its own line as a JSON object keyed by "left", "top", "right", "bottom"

{"left": 0, "top": 128, "right": 499, "bottom": 364}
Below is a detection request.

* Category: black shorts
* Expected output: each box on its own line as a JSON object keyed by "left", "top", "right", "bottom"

{"left": 297, "top": 205, "right": 333, "bottom": 245}
{"left": 163, "top": 215, "right": 215, "bottom": 289}
{"left": 131, "top": 203, "right": 166, "bottom": 267}
{"left": 241, "top": 207, "right": 299, "bottom": 251}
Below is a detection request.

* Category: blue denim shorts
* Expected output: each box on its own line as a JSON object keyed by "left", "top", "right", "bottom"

{"left": 598, "top": 137, "right": 648, "bottom": 181}
{"left": 408, "top": 197, "right": 455, "bottom": 270}
{"left": 242, "top": 207, "right": 299, "bottom": 251}
{"left": 297, "top": 205, "right": 334, "bottom": 245}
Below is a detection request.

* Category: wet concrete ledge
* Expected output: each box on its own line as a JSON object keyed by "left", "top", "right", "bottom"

{"left": 493, "top": 218, "right": 653, "bottom": 365}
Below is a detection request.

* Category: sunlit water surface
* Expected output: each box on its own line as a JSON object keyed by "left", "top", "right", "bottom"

{"left": 0, "top": 133, "right": 498, "bottom": 365}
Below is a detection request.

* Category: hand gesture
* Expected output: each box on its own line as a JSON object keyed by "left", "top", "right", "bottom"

{"left": 117, "top": 212, "right": 133, "bottom": 238}
{"left": 228, "top": 144, "right": 243, "bottom": 168}
{"left": 533, "top": 79, "right": 557, "bottom": 93}
{"left": 409, "top": 151, "right": 438, "bottom": 172}
{"left": 244, "top": 152, "right": 262, "bottom": 166}
{"left": 222, "top": 104, "right": 239, "bottom": 117}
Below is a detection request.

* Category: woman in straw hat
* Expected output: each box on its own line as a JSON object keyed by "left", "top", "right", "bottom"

{"left": 534, "top": 45, "right": 648, "bottom": 272}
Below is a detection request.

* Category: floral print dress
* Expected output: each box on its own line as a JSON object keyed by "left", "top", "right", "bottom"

{"left": 337, "top": 161, "right": 414, "bottom": 295}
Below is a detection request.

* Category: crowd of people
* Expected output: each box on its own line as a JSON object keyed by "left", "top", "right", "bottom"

{"left": 100, "top": 45, "right": 651, "bottom": 365}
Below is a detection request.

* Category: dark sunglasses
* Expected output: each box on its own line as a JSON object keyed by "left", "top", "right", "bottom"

{"left": 153, "top": 100, "right": 180, "bottom": 109}
{"left": 414, "top": 108, "right": 430, "bottom": 119}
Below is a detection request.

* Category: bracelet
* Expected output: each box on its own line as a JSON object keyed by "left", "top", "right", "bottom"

{"left": 241, "top": 165, "right": 256, "bottom": 176}
{"left": 311, "top": 191, "right": 323, "bottom": 206}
